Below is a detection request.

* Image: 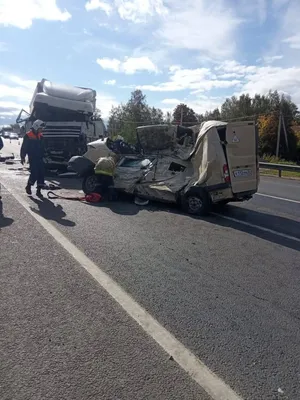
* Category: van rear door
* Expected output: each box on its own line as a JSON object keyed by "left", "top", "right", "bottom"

{"left": 225, "top": 121, "right": 258, "bottom": 194}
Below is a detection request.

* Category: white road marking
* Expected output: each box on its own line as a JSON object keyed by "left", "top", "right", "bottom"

{"left": 257, "top": 193, "right": 300, "bottom": 204}
{"left": 212, "top": 213, "right": 300, "bottom": 243}
{"left": 2, "top": 181, "right": 243, "bottom": 400}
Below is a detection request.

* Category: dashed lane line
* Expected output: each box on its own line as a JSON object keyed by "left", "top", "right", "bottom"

{"left": 256, "top": 193, "right": 300, "bottom": 204}
{"left": 212, "top": 213, "right": 300, "bottom": 243}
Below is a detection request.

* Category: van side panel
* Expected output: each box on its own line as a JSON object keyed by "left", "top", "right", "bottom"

{"left": 225, "top": 122, "right": 258, "bottom": 194}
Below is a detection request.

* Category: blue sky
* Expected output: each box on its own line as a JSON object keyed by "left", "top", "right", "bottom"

{"left": 1, "top": 0, "right": 300, "bottom": 125}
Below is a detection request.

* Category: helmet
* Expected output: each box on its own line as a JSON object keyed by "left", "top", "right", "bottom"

{"left": 32, "top": 119, "right": 45, "bottom": 133}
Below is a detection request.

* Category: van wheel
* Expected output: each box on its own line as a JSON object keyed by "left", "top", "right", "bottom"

{"left": 182, "top": 190, "right": 211, "bottom": 216}
{"left": 82, "top": 174, "right": 98, "bottom": 194}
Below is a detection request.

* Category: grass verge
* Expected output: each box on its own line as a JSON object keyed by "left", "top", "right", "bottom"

{"left": 260, "top": 168, "right": 300, "bottom": 179}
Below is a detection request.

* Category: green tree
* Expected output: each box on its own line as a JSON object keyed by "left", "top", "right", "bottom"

{"left": 107, "top": 90, "right": 164, "bottom": 143}
{"left": 172, "top": 103, "right": 198, "bottom": 126}
{"left": 204, "top": 108, "right": 221, "bottom": 120}
{"left": 221, "top": 94, "right": 253, "bottom": 120}
{"left": 164, "top": 111, "right": 173, "bottom": 124}
{"left": 149, "top": 106, "right": 164, "bottom": 124}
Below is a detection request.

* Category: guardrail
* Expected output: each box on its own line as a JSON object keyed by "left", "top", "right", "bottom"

{"left": 259, "top": 162, "right": 300, "bottom": 177}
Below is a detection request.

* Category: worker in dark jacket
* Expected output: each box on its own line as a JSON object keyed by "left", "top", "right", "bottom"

{"left": 20, "top": 119, "right": 46, "bottom": 198}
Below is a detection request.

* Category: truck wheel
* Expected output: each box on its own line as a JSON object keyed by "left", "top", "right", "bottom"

{"left": 82, "top": 174, "right": 98, "bottom": 194}
{"left": 182, "top": 190, "right": 211, "bottom": 216}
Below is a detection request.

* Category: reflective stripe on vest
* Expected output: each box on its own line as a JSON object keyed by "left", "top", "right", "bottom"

{"left": 27, "top": 131, "right": 43, "bottom": 140}
{"left": 94, "top": 170, "right": 114, "bottom": 176}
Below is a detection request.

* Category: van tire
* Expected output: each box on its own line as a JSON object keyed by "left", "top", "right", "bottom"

{"left": 182, "top": 189, "right": 211, "bottom": 216}
{"left": 82, "top": 173, "right": 99, "bottom": 194}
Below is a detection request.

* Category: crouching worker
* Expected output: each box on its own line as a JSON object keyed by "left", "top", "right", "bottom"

{"left": 94, "top": 156, "right": 116, "bottom": 200}
{"left": 20, "top": 119, "right": 46, "bottom": 198}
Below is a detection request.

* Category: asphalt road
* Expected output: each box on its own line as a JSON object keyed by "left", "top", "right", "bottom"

{"left": 0, "top": 152, "right": 299, "bottom": 399}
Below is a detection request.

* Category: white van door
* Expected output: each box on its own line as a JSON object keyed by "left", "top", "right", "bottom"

{"left": 225, "top": 121, "right": 258, "bottom": 194}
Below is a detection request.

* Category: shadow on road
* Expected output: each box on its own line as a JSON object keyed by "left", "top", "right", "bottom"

{"left": 87, "top": 197, "right": 300, "bottom": 252}
{"left": 83, "top": 193, "right": 141, "bottom": 216}
{"left": 45, "top": 173, "right": 82, "bottom": 192}
{"left": 0, "top": 201, "right": 14, "bottom": 229}
{"left": 210, "top": 205, "right": 300, "bottom": 252}
{"left": 29, "top": 197, "right": 76, "bottom": 227}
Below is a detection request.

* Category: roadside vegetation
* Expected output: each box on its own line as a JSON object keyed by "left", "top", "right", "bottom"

{"left": 106, "top": 89, "right": 300, "bottom": 166}
{"left": 260, "top": 155, "right": 300, "bottom": 178}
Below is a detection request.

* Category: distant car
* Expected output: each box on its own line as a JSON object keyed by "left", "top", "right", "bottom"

{"left": 9, "top": 132, "right": 19, "bottom": 140}
{"left": 3, "top": 131, "right": 11, "bottom": 138}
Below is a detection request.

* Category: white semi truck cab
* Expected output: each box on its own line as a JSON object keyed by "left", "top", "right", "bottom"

{"left": 16, "top": 78, "right": 106, "bottom": 170}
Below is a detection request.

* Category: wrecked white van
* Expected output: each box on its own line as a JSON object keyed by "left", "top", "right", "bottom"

{"left": 69, "top": 121, "right": 259, "bottom": 215}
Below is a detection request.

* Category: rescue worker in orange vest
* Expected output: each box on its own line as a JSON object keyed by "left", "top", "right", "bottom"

{"left": 20, "top": 119, "right": 46, "bottom": 198}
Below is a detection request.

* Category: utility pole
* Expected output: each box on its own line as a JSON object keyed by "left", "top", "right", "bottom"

{"left": 282, "top": 114, "right": 289, "bottom": 151}
{"left": 180, "top": 106, "right": 183, "bottom": 126}
{"left": 276, "top": 111, "right": 282, "bottom": 158}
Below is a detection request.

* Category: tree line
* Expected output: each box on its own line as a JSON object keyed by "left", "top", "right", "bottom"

{"left": 107, "top": 89, "right": 300, "bottom": 162}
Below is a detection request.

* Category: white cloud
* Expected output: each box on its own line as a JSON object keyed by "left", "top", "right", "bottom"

{"left": 97, "top": 58, "right": 121, "bottom": 72}
{"left": 239, "top": 65, "right": 300, "bottom": 99}
{"left": 274, "top": 0, "right": 300, "bottom": 51}
{"left": 115, "top": 0, "right": 167, "bottom": 23}
{"left": 282, "top": 34, "right": 300, "bottom": 49}
{"left": 0, "top": 99, "right": 29, "bottom": 123}
{"left": 83, "top": 28, "right": 93, "bottom": 36}
{"left": 160, "top": 95, "right": 224, "bottom": 115}
{"left": 0, "top": 83, "right": 33, "bottom": 102}
{"left": 96, "top": 94, "right": 118, "bottom": 118}
{"left": 157, "top": 0, "right": 242, "bottom": 59}
{"left": 85, "top": 0, "right": 112, "bottom": 14}
{"left": 0, "top": 73, "right": 117, "bottom": 121}
{"left": 216, "top": 60, "right": 300, "bottom": 107}
{"left": 123, "top": 56, "right": 158, "bottom": 73}
{"left": 215, "top": 60, "right": 258, "bottom": 76}
{"left": 237, "top": 0, "right": 268, "bottom": 24}
{"left": 131, "top": 58, "right": 300, "bottom": 111}
{"left": 6, "top": 75, "right": 37, "bottom": 91}
{"left": 261, "top": 55, "right": 283, "bottom": 63}
{"left": 85, "top": 0, "right": 167, "bottom": 22}
{"left": 161, "top": 98, "right": 183, "bottom": 105}
{"left": 97, "top": 56, "right": 158, "bottom": 74}
{"left": 0, "top": 74, "right": 38, "bottom": 122}
{"left": 187, "top": 97, "right": 224, "bottom": 115}
{"left": 0, "top": 0, "right": 71, "bottom": 29}
{"left": 0, "top": 74, "right": 36, "bottom": 121}
{"left": 104, "top": 79, "right": 117, "bottom": 85}
{"left": 137, "top": 66, "right": 241, "bottom": 92}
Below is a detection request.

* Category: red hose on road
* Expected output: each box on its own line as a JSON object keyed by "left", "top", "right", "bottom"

{"left": 47, "top": 191, "right": 102, "bottom": 203}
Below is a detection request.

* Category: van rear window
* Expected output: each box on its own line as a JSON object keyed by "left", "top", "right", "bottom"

{"left": 217, "top": 127, "right": 226, "bottom": 142}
